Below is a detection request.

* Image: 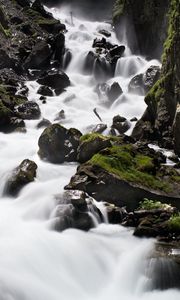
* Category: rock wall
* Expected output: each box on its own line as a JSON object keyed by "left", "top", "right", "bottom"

{"left": 132, "top": 0, "right": 180, "bottom": 152}
{"left": 113, "top": 0, "right": 169, "bottom": 59}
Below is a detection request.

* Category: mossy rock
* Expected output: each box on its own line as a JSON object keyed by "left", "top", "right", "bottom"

{"left": 66, "top": 143, "right": 180, "bottom": 210}
{"left": 0, "top": 100, "right": 12, "bottom": 128}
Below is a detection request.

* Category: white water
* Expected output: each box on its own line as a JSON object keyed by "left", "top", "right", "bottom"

{"left": 0, "top": 5, "right": 179, "bottom": 300}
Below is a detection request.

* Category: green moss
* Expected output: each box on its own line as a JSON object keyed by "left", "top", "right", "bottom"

{"left": 139, "top": 198, "right": 168, "bottom": 210}
{"left": 168, "top": 213, "right": 180, "bottom": 232}
{"left": 90, "top": 145, "right": 172, "bottom": 193}
{"left": 80, "top": 133, "right": 109, "bottom": 143}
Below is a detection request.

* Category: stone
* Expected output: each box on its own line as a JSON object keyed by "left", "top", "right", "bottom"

{"left": 174, "top": 105, "right": 180, "bottom": 156}
{"left": 77, "top": 134, "right": 111, "bottom": 163}
{"left": 36, "top": 118, "right": 51, "bottom": 129}
{"left": 107, "top": 82, "right": 123, "bottom": 102}
{"left": 4, "top": 159, "right": 37, "bottom": 197}
{"left": 14, "top": 101, "right": 41, "bottom": 120}
{"left": 109, "top": 45, "right": 125, "bottom": 58}
{"left": 23, "top": 41, "right": 52, "bottom": 69}
{"left": 37, "top": 69, "right": 70, "bottom": 90}
{"left": 37, "top": 85, "right": 53, "bottom": 97}
{"left": 98, "top": 29, "right": 111, "bottom": 37}
{"left": 38, "top": 124, "right": 82, "bottom": 163}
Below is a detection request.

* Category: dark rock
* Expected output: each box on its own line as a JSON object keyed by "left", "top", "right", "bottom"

{"left": 38, "top": 124, "right": 82, "bottom": 163}
{"left": 63, "top": 50, "right": 72, "bottom": 69}
{"left": 84, "top": 51, "right": 96, "bottom": 74}
{"left": 112, "top": 115, "right": 130, "bottom": 134}
{"left": 14, "top": 101, "right": 41, "bottom": 120}
{"left": 130, "top": 117, "right": 138, "bottom": 122}
{"left": 107, "top": 82, "right": 123, "bottom": 102}
{"left": 4, "top": 159, "right": 37, "bottom": 197}
{"left": 54, "top": 109, "right": 65, "bottom": 121}
{"left": 105, "top": 203, "right": 128, "bottom": 224}
{"left": 23, "top": 41, "right": 52, "bottom": 69}
{"left": 37, "top": 118, "right": 51, "bottom": 129}
{"left": 50, "top": 33, "right": 65, "bottom": 62}
{"left": 0, "top": 50, "right": 15, "bottom": 69}
{"left": 37, "top": 85, "right": 53, "bottom": 97}
{"left": 16, "top": 0, "right": 30, "bottom": 7}
{"left": 52, "top": 190, "right": 102, "bottom": 231}
{"left": 174, "top": 106, "right": 180, "bottom": 156}
{"left": 98, "top": 29, "right": 111, "bottom": 38}
{"left": 93, "top": 57, "right": 111, "bottom": 82}
{"left": 92, "top": 123, "right": 107, "bottom": 134}
{"left": 0, "top": 100, "right": 12, "bottom": 132}
{"left": 77, "top": 135, "right": 111, "bottom": 163}
{"left": 128, "top": 66, "right": 160, "bottom": 95}
{"left": 37, "top": 69, "right": 70, "bottom": 90}
{"left": 109, "top": 45, "right": 125, "bottom": 58}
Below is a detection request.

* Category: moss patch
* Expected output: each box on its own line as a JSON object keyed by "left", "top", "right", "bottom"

{"left": 168, "top": 213, "right": 180, "bottom": 232}
{"left": 90, "top": 144, "right": 175, "bottom": 193}
{"left": 139, "top": 198, "right": 169, "bottom": 210}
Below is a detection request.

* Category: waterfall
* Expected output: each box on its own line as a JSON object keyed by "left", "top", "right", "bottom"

{"left": 0, "top": 4, "right": 179, "bottom": 300}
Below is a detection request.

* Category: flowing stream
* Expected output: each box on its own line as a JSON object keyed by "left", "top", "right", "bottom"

{"left": 0, "top": 5, "right": 179, "bottom": 300}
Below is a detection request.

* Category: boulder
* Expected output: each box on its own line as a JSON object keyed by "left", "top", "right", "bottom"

{"left": 109, "top": 45, "right": 125, "bottom": 58}
{"left": 36, "top": 118, "right": 51, "bottom": 129}
{"left": 4, "top": 159, "right": 37, "bottom": 197}
{"left": 65, "top": 143, "right": 180, "bottom": 211}
{"left": 52, "top": 190, "right": 102, "bottom": 231}
{"left": 23, "top": 40, "right": 52, "bottom": 69}
{"left": 37, "top": 69, "right": 70, "bottom": 91}
{"left": 111, "top": 115, "right": 130, "bottom": 134}
{"left": 98, "top": 29, "right": 111, "bottom": 37}
{"left": 77, "top": 134, "right": 111, "bottom": 163}
{"left": 38, "top": 124, "right": 82, "bottom": 163}
{"left": 14, "top": 101, "right": 41, "bottom": 119}
{"left": 37, "top": 85, "right": 53, "bottom": 97}
{"left": 107, "top": 82, "right": 123, "bottom": 102}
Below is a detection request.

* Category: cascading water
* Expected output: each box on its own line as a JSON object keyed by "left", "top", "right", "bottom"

{"left": 0, "top": 4, "right": 179, "bottom": 300}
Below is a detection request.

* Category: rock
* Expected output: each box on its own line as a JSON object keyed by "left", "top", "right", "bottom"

{"left": 50, "top": 33, "right": 65, "bottom": 62}
{"left": 37, "top": 69, "right": 70, "bottom": 91}
{"left": 92, "top": 37, "right": 113, "bottom": 50}
{"left": 52, "top": 190, "right": 102, "bottom": 231}
{"left": 0, "top": 100, "right": 12, "bottom": 132}
{"left": 16, "top": 0, "right": 30, "bottom": 7}
{"left": 0, "top": 50, "right": 15, "bottom": 69}
{"left": 14, "top": 101, "right": 41, "bottom": 120}
{"left": 54, "top": 109, "right": 65, "bottom": 121}
{"left": 111, "top": 115, "right": 130, "bottom": 134}
{"left": 92, "top": 123, "right": 107, "bottom": 134}
{"left": 130, "top": 117, "right": 138, "bottom": 122}
{"left": 37, "top": 85, "right": 53, "bottom": 97}
{"left": 23, "top": 41, "right": 52, "bottom": 69}
{"left": 98, "top": 29, "right": 111, "bottom": 37}
{"left": 109, "top": 45, "right": 125, "bottom": 58}
{"left": 105, "top": 203, "right": 128, "bottom": 224}
{"left": 77, "top": 134, "right": 111, "bottom": 163}
{"left": 36, "top": 118, "right": 51, "bottom": 129}
{"left": 4, "top": 159, "right": 37, "bottom": 197}
{"left": 38, "top": 124, "right": 82, "bottom": 163}
{"left": 83, "top": 51, "right": 96, "bottom": 74}
{"left": 65, "top": 143, "right": 180, "bottom": 211}
{"left": 93, "top": 57, "right": 111, "bottom": 82}
{"left": 128, "top": 66, "right": 161, "bottom": 95}
{"left": 107, "top": 82, "right": 123, "bottom": 102}
{"left": 63, "top": 50, "right": 72, "bottom": 69}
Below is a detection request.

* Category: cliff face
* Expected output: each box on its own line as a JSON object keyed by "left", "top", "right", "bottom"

{"left": 113, "top": 0, "right": 169, "bottom": 59}
{"left": 132, "top": 0, "right": 180, "bottom": 153}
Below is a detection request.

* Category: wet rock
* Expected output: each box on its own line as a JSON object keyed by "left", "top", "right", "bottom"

{"left": 38, "top": 124, "right": 82, "bottom": 163}
{"left": 77, "top": 134, "right": 111, "bottom": 163}
{"left": 84, "top": 51, "right": 96, "bottom": 74}
{"left": 53, "top": 190, "right": 102, "bottom": 231}
{"left": 14, "top": 101, "right": 41, "bottom": 120}
{"left": 93, "top": 37, "right": 113, "bottom": 50}
{"left": 128, "top": 65, "right": 161, "bottom": 95}
{"left": 93, "top": 57, "right": 112, "bottom": 82}
{"left": 109, "top": 45, "right": 125, "bottom": 58}
{"left": 63, "top": 50, "right": 72, "bottom": 69}
{"left": 107, "top": 82, "right": 123, "bottom": 102}
{"left": 105, "top": 203, "right": 128, "bottom": 224}
{"left": 130, "top": 117, "right": 138, "bottom": 122}
{"left": 37, "top": 69, "right": 70, "bottom": 91}
{"left": 65, "top": 143, "right": 180, "bottom": 211}
{"left": 36, "top": 118, "right": 51, "bottom": 129}
{"left": 112, "top": 115, "right": 130, "bottom": 134}
{"left": 16, "top": 0, "right": 30, "bottom": 7}
{"left": 54, "top": 109, "right": 65, "bottom": 121}
{"left": 4, "top": 159, "right": 37, "bottom": 197}
{"left": 23, "top": 40, "right": 52, "bottom": 70}
{"left": 98, "top": 29, "right": 111, "bottom": 38}
{"left": 0, "top": 100, "right": 12, "bottom": 132}
{"left": 92, "top": 123, "right": 107, "bottom": 134}
{"left": 37, "top": 85, "right": 53, "bottom": 97}
{"left": 0, "top": 50, "right": 15, "bottom": 69}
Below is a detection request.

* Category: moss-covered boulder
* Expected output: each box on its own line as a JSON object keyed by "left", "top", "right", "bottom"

{"left": 65, "top": 143, "right": 180, "bottom": 210}
{"left": 4, "top": 159, "right": 37, "bottom": 197}
{"left": 14, "top": 101, "right": 41, "bottom": 120}
{"left": 38, "top": 124, "right": 82, "bottom": 163}
{"left": 77, "top": 133, "right": 111, "bottom": 163}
